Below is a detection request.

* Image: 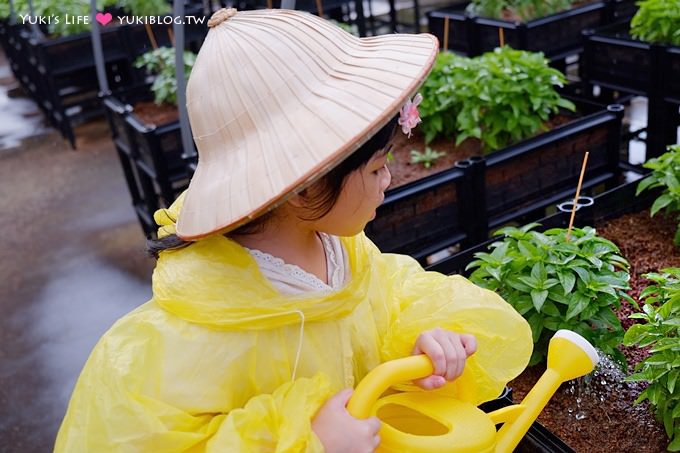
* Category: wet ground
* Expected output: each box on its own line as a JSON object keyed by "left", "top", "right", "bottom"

{"left": 0, "top": 51, "right": 154, "bottom": 451}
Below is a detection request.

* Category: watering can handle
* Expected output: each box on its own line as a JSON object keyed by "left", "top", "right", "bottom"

{"left": 347, "top": 355, "right": 477, "bottom": 419}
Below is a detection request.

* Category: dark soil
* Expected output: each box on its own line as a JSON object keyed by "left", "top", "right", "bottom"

{"left": 133, "top": 101, "right": 179, "bottom": 126}
{"left": 508, "top": 209, "right": 680, "bottom": 452}
{"left": 387, "top": 114, "right": 574, "bottom": 190}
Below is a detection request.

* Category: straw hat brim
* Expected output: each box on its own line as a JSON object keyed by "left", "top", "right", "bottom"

{"left": 176, "top": 9, "right": 439, "bottom": 240}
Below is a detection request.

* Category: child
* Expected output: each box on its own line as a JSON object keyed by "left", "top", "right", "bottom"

{"left": 56, "top": 8, "right": 532, "bottom": 452}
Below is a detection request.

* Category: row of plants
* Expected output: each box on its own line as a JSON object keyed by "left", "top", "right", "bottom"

{"left": 367, "top": 45, "right": 623, "bottom": 264}
{"left": 426, "top": 0, "right": 633, "bottom": 63}
{"left": 0, "top": 0, "right": 206, "bottom": 147}
{"left": 580, "top": 0, "right": 680, "bottom": 159}
{"left": 456, "top": 144, "right": 680, "bottom": 450}
{"left": 418, "top": 47, "right": 574, "bottom": 151}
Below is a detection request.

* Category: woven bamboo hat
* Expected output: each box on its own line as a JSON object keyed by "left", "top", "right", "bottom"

{"left": 176, "top": 7, "right": 438, "bottom": 240}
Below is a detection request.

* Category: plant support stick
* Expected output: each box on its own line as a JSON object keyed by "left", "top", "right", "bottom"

{"left": 566, "top": 151, "right": 590, "bottom": 241}
{"left": 443, "top": 17, "right": 450, "bottom": 51}
{"left": 499, "top": 27, "right": 505, "bottom": 47}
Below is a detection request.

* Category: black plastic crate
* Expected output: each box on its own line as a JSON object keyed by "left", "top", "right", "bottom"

{"left": 427, "top": 1, "right": 608, "bottom": 60}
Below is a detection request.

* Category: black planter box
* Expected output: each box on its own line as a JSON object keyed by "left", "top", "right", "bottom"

{"left": 366, "top": 100, "right": 624, "bottom": 266}
{"left": 427, "top": 1, "right": 608, "bottom": 61}
{"left": 102, "top": 85, "right": 194, "bottom": 236}
{"left": 427, "top": 177, "right": 658, "bottom": 276}
{"left": 581, "top": 20, "right": 680, "bottom": 158}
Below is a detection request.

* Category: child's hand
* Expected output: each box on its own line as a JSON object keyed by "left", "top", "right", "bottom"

{"left": 312, "top": 388, "right": 381, "bottom": 453}
{"left": 411, "top": 328, "right": 477, "bottom": 390}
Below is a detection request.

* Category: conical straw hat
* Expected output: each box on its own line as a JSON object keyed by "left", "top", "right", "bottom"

{"left": 177, "top": 8, "right": 438, "bottom": 240}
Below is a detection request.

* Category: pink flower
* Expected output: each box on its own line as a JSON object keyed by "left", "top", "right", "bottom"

{"left": 398, "top": 93, "right": 423, "bottom": 138}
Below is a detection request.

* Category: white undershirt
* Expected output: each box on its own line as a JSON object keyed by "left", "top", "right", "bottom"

{"left": 246, "top": 233, "right": 350, "bottom": 295}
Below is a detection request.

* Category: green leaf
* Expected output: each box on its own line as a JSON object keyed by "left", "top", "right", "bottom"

{"left": 531, "top": 290, "right": 549, "bottom": 312}
{"left": 557, "top": 271, "right": 576, "bottom": 294}
{"left": 651, "top": 193, "right": 674, "bottom": 217}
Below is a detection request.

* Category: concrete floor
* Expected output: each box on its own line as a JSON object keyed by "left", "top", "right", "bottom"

{"left": 0, "top": 51, "right": 154, "bottom": 451}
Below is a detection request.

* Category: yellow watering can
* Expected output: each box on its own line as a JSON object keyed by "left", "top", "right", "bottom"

{"left": 347, "top": 329, "right": 599, "bottom": 453}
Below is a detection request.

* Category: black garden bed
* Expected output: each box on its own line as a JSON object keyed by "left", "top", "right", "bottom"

{"left": 427, "top": 177, "right": 658, "bottom": 276}
{"left": 2, "top": 7, "right": 208, "bottom": 148}
{"left": 427, "top": 1, "right": 609, "bottom": 63}
{"left": 366, "top": 100, "right": 624, "bottom": 266}
{"left": 102, "top": 84, "right": 195, "bottom": 236}
{"left": 581, "top": 20, "right": 680, "bottom": 159}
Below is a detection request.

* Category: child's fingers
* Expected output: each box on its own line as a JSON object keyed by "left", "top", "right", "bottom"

{"left": 412, "top": 334, "right": 446, "bottom": 377}
{"left": 414, "top": 375, "right": 446, "bottom": 390}
{"left": 445, "top": 335, "right": 467, "bottom": 380}
{"left": 332, "top": 388, "right": 354, "bottom": 408}
{"left": 461, "top": 333, "right": 478, "bottom": 356}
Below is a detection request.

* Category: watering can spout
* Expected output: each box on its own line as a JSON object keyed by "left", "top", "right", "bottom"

{"left": 493, "top": 330, "right": 599, "bottom": 453}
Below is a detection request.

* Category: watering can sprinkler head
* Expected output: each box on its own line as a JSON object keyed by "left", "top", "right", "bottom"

{"left": 347, "top": 329, "right": 599, "bottom": 453}
{"left": 548, "top": 329, "right": 599, "bottom": 381}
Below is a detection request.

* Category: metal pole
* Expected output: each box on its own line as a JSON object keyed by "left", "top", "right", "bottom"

{"left": 281, "top": 0, "right": 297, "bottom": 9}
{"left": 173, "top": 0, "right": 196, "bottom": 159}
{"left": 9, "top": 0, "right": 15, "bottom": 25}
{"left": 90, "top": 0, "right": 110, "bottom": 95}
{"left": 26, "top": 0, "right": 43, "bottom": 38}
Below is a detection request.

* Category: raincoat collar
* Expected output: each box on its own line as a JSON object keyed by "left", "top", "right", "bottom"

{"left": 152, "top": 233, "right": 373, "bottom": 330}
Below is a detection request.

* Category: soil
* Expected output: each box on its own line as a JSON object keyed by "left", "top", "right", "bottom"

{"left": 507, "top": 209, "right": 680, "bottom": 452}
{"left": 133, "top": 101, "right": 179, "bottom": 126}
{"left": 387, "top": 114, "right": 573, "bottom": 190}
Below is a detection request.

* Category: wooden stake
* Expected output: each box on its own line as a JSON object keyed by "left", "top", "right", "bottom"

{"left": 267, "top": 0, "right": 272, "bottom": 8}
{"left": 566, "top": 151, "right": 590, "bottom": 241}
{"left": 144, "top": 23, "right": 158, "bottom": 50}
{"left": 499, "top": 27, "right": 505, "bottom": 47}
{"left": 315, "top": 0, "right": 324, "bottom": 17}
{"left": 443, "top": 17, "right": 450, "bottom": 51}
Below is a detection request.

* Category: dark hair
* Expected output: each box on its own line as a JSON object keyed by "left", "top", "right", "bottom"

{"left": 146, "top": 116, "right": 398, "bottom": 258}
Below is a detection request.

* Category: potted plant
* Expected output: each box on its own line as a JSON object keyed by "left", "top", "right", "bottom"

{"left": 0, "top": 0, "right": 207, "bottom": 148}
{"left": 366, "top": 48, "right": 624, "bottom": 264}
{"left": 624, "top": 268, "right": 680, "bottom": 451}
{"left": 580, "top": 0, "right": 680, "bottom": 158}
{"left": 426, "top": 0, "right": 610, "bottom": 65}
{"left": 102, "top": 46, "right": 197, "bottom": 236}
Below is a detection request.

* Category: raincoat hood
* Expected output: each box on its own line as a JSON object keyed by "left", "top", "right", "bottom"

{"left": 153, "top": 233, "right": 373, "bottom": 330}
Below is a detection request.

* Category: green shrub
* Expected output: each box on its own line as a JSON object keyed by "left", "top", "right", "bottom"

{"left": 466, "top": 0, "right": 574, "bottom": 22}
{"left": 631, "top": 0, "right": 680, "bottom": 46}
{"left": 636, "top": 145, "right": 680, "bottom": 245}
{"left": 134, "top": 47, "right": 196, "bottom": 106}
{"left": 624, "top": 268, "right": 680, "bottom": 451}
{"left": 467, "top": 223, "right": 631, "bottom": 365}
{"left": 418, "top": 48, "right": 574, "bottom": 152}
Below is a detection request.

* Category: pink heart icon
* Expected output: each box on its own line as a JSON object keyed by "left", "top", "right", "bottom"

{"left": 95, "top": 12, "right": 112, "bottom": 26}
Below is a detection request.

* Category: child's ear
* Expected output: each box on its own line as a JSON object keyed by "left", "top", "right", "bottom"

{"left": 287, "top": 191, "right": 307, "bottom": 208}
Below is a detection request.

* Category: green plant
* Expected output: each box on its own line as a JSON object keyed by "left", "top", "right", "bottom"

{"left": 418, "top": 48, "right": 574, "bottom": 152}
{"left": 466, "top": 0, "right": 573, "bottom": 22}
{"left": 636, "top": 145, "right": 680, "bottom": 245}
{"left": 134, "top": 47, "right": 196, "bottom": 106}
{"left": 631, "top": 0, "right": 680, "bottom": 46}
{"left": 624, "top": 268, "right": 680, "bottom": 451}
{"left": 410, "top": 147, "right": 446, "bottom": 169}
{"left": 467, "top": 223, "right": 631, "bottom": 365}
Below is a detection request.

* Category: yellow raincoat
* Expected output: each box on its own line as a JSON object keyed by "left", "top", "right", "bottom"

{"left": 56, "top": 202, "right": 532, "bottom": 452}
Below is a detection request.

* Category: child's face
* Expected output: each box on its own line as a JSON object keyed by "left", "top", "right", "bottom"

{"left": 310, "top": 151, "right": 391, "bottom": 236}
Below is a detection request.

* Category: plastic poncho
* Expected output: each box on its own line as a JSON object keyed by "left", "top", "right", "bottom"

{"left": 55, "top": 203, "right": 532, "bottom": 452}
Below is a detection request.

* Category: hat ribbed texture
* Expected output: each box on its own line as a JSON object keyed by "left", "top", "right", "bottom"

{"left": 177, "top": 9, "right": 438, "bottom": 239}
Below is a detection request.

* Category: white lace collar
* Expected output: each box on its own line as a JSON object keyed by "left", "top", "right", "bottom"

{"left": 246, "top": 233, "right": 350, "bottom": 295}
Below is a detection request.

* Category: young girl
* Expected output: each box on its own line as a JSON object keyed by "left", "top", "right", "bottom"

{"left": 56, "top": 8, "right": 532, "bottom": 452}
